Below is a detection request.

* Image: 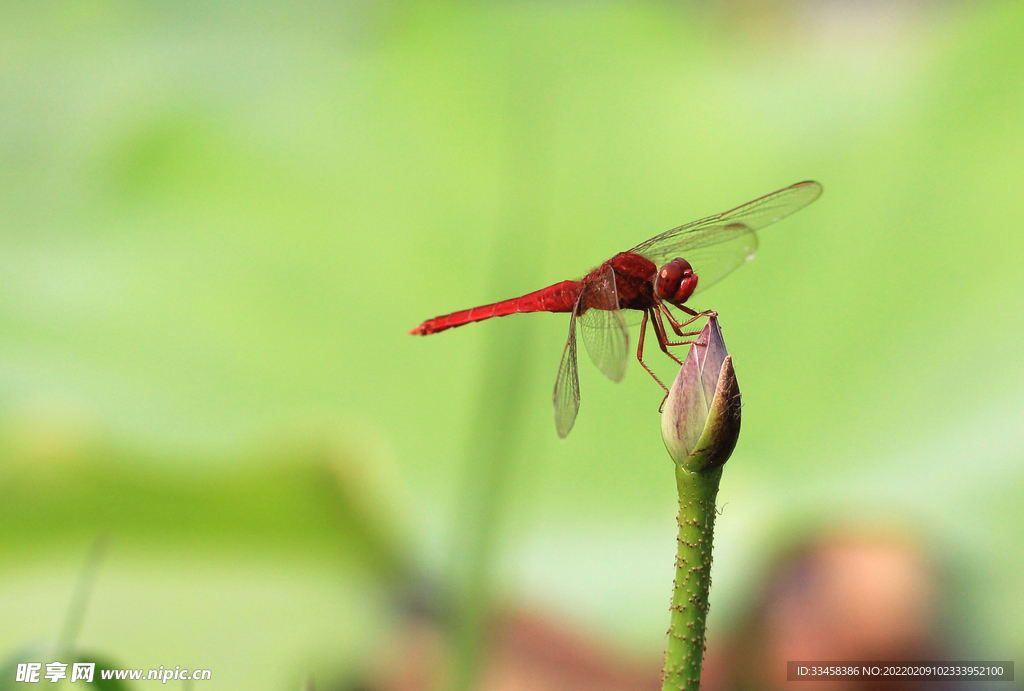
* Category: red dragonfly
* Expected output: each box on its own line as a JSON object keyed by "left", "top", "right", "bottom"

{"left": 411, "top": 181, "right": 822, "bottom": 437}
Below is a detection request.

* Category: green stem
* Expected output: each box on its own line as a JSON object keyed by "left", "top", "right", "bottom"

{"left": 447, "top": 321, "right": 532, "bottom": 691}
{"left": 446, "top": 40, "right": 555, "bottom": 691}
{"left": 662, "top": 463, "right": 722, "bottom": 691}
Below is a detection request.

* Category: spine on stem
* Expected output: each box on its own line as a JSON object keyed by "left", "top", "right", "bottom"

{"left": 661, "top": 464, "right": 722, "bottom": 691}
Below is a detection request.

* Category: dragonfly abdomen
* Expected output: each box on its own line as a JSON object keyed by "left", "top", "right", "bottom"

{"left": 410, "top": 280, "right": 580, "bottom": 335}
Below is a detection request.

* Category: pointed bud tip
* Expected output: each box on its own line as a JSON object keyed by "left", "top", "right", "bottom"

{"left": 685, "top": 354, "right": 741, "bottom": 472}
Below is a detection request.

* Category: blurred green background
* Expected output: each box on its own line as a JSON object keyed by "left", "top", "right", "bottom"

{"left": 1, "top": 1, "right": 1022, "bottom": 689}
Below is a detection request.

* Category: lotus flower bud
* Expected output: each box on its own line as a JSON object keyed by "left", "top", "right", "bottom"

{"left": 661, "top": 316, "right": 741, "bottom": 471}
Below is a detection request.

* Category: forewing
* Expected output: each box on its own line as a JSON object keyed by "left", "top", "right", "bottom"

{"left": 578, "top": 265, "right": 629, "bottom": 383}
{"left": 553, "top": 298, "right": 582, "bottom": 439}
{"left": 630, "top": 181, "right": 822, "bottom": 269}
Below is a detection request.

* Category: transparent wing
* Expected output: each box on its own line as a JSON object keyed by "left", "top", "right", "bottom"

{"left": 686, "top": 230, "right": 759, "bottom": 296}
{"left": 630, "top": 181, "right": 822, "bottom": 270}
{"left": 553, "top": 296, "right": 582, "bottom": 439}
{"left": 578, "top": 265, "right": 629, "bottom": 383}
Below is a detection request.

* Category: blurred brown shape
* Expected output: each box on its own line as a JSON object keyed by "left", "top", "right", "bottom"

{"left": 377, "top": 608, "right": 662, "bottom": 691}
{"left": 364, "top": 532, "right": 948, "bottom": 691}
{"left": 703, "top": 533, "right": 943, "bottom": 691}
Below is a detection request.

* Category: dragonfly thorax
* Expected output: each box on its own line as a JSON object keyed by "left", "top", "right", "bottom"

{"left": 655, "top": 257, "right": 698, "bottom": 307}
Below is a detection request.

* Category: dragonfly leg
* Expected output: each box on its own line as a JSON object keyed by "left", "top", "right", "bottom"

{"left": 651, "top": 310, "right": 686, "bottom": 365}
{"left": 651, "top": 312, "right": 673, "bottom": 413}
{"left": 660, "top": 301, "right": 716, "bottom": 336}
{"left": 653, "top": 308, "right": 702, "bottom": 350}
{"left": 636, "top": 310, "right": 669, "bottom": 395}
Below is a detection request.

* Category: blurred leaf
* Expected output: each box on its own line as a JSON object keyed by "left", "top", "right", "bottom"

{"left": 0, "top": 437, "right": 412, "bottom": 584}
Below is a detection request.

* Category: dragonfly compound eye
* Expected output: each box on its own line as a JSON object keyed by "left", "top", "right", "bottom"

{"left": 656, "top": 258, "right": 698, "bottom": 306}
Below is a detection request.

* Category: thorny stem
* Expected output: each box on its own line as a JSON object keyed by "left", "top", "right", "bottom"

{"left": 661, "top": 463, "right": 722, "bottom": 691}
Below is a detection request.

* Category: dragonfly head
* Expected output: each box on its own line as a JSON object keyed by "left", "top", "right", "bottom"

{"left": 655, "top": 257, "right": 698, "bottom": 307}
